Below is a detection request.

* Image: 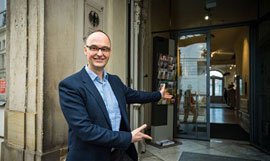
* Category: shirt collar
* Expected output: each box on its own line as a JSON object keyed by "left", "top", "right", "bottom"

{"left": 84, "top": 65, "right": 108, "bottom": 82}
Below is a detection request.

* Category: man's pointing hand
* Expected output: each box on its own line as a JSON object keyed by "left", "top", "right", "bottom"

{"left": 160, "top": 84, "right": 173, "bottom": 99}
{"left": 131, "top": 124, "right": 152, "bottom": 143}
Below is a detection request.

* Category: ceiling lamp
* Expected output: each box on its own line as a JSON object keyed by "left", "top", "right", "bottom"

{"left": 205, "top": 15, "right": 210, "bottom": 20}
{"left": 204, "top": 0, "right": 216, "bottom": 21}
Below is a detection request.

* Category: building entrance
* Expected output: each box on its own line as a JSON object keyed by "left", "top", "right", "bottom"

{"left": 174, "top": 25, "right": 251, "bottom": 141}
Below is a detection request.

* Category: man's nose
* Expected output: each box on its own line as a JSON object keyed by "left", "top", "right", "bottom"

{"left": 97, "top": 49, "right": 103, "bottom": 55}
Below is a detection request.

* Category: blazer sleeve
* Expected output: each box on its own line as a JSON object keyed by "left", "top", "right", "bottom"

{"left": 116, "top": 76, "right": 161, "bottom": 104}
{"left": 59, "top": 80, "right": 132, "bottom": 149}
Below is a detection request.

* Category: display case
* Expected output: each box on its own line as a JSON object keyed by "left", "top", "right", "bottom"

{"left": 152, "top": 36, "right": 177, "bottom": 127}
{"left": 156, "top": 54, "right": 177, "bottom": 105}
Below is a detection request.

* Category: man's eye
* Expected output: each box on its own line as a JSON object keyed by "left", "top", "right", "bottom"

{"left": 102, "top": 47, "right": 110, "bottom": 52}
{"left": 101, "top": 48, "right": 107, "bottom": 51}
{"left": 90, "top": 46, "right": 98, "bottom": 50}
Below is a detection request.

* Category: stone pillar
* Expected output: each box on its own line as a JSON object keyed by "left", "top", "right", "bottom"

{"left": 0, "top": 0, "right": 68, "bottom": 160}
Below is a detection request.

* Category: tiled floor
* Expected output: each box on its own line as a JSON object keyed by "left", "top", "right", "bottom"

{"left": 178, "top": 103, "right": 238, "bottom": 124}
{"left": 210, "top": 108, "right": 239, "bottom": 124}
{"left": 141, "top": 139, "right": 270, "bottom": 161}
{"left": 144, "top": 104, "right": 264, "bottom": 160}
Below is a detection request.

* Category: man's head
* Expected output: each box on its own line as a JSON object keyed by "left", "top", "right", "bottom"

{"left": 84, "top": 30, "right": 111, "bottom": 72}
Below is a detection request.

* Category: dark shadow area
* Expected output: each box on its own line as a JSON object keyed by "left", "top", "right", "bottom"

{"left": 179, "top": 152, "right": 259, "bottom": 161}
{"left": 210, "top": 123, "right": 249, "bottom": 141}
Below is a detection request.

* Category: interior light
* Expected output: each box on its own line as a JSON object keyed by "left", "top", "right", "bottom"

{"left": 230, "top": 67, "right": 232, "bottom": 70}
{"left": 205, "top": 15, "right": 209, "bottom": 20}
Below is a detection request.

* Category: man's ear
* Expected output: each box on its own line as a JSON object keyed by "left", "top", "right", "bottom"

{"left": 83, "top": 46, "right": 87, "bottom": 56}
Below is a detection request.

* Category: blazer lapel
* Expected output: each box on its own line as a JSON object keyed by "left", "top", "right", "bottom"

{"left": 80, "top": 68, "right": 112, "bottom": 129}
{"left": 108, "top": 75, "right": 130, "bottom": 131}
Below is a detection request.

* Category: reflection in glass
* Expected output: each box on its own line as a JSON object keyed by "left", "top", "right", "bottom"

{"left": 177, "top": 34, "right": 209, "bottom": 139}
{"left": 215, "top": 79, "right": 222, "bottom": 96}
{"left": 0, "top": 11, "right": 6, "bottom": 28}
{"left": 210, "top": 80, "right": 212, "bottom": 96}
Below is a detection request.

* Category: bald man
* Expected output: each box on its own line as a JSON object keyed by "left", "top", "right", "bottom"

{"left": 59, "top": 30, "right": 172, "bottom": 161}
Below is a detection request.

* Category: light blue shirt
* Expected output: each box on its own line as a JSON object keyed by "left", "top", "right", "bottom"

{"left": 85, "top": 65, "right": 121, "bottom": 132}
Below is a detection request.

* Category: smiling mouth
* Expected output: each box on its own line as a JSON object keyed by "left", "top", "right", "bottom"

{"left": 93, "top": 58, "right": 105, "bottom": 62}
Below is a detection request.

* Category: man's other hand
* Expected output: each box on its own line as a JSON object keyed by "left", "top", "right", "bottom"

{"left": 160, "top": 84, "right": 173, "bottom": 99}
{"left": 131, "top": 124, "right": 152, "bottom": 143}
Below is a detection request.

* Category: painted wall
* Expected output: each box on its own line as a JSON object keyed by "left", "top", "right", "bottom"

{"left": 234, "top": 27, "right": 249, "bottom": 99}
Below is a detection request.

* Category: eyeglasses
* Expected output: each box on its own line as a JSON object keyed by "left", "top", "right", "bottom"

{"left": 86, "top": 45, "right": 111, "bottom": 53}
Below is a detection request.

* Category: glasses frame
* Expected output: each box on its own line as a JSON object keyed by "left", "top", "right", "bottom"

{"left": 85, "top": 45, "right": 111, "bottom": 53}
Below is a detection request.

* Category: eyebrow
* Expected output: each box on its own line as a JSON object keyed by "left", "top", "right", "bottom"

{"left": 87, "top": 45, "right": 110, "bottom": 48}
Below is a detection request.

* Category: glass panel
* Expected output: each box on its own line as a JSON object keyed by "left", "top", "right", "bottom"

{"left": 210, "top": 79, "right": 213, "bottom": 96}
{"left": 0, "top": 11, "right": 6, "bottom": 28}
{"left": 214, "top": 79, "right": 222, "bottom": 96}
{"left": 177, "top": 33, "right": 209, "bottom": 140}
{"left": 0, "top": 0, "right": 6, "bottom": 12}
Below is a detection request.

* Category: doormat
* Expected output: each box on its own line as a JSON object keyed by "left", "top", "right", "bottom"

{"left": 146, "top": 139, "right": 182, "bottom": 149}
{"left": 179, "top": 152, "right": 260, "bottom": 161}
{"left": 210, "top": 123, "right": 249, "bottom": 141}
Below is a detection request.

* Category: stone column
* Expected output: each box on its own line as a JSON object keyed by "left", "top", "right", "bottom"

{"left": 0, "top": 0, "right": 68, "bottom": 160}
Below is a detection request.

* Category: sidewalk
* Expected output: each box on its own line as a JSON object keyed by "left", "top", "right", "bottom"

{"left": 141, "top": 139, "right": 270, "bottom": 161}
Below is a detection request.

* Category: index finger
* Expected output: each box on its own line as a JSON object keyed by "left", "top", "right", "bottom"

{"left": 162, "top": 83, "right": 166, "bottom": 90}
{"left": 136, "top": 124, "right": 147, "bottom": 133}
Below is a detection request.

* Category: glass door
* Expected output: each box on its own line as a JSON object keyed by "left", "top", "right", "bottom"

{"left": 176, "top": 32, "right": 210, "bottom": 140}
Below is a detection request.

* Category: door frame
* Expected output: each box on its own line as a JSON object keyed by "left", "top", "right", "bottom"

{"left": 172, "top": 30, "right": 211, "bottom": 140}
{"left": 169, "top": 20, "right": 256, "bottom": 141}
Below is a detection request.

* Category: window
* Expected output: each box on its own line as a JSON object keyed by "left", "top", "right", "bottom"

{"left": 0, "top": 0, "right": 6, "bottom": 28}
{"left": 210, "top": 70, "right": 223, "bottom": 78}
{"left": 210, "top": 70, "right": 223, "bottom": 97}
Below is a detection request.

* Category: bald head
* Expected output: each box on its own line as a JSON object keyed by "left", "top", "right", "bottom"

{"left": 86, "top": 30, "right": 111, "bottom": 47}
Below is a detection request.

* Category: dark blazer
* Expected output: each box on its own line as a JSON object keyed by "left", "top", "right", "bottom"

{"left": 59, "top": 68, "right": 161, "bottom": 161}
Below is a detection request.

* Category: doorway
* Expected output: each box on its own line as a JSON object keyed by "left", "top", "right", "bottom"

{"left": 209, "top": 26, "right": 250, "bottom": 141}
{"left": 175, "top": 25, "right": 251, "bottom": 141}
{"left": 210, "top": 70, "right": 224, "bottom": 104}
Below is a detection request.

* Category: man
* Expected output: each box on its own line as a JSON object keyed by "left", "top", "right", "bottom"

{"left": 59, "top": 30, "right": 172, "bottom": 161}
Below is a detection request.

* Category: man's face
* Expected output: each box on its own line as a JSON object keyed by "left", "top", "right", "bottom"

{"left": 84, "top": 32, "right": 111, "bottom": 71}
